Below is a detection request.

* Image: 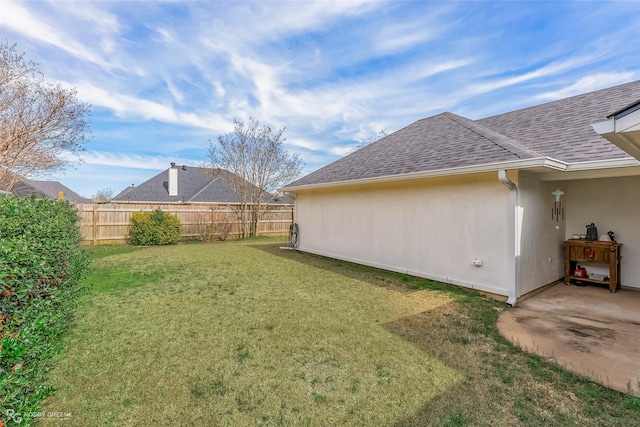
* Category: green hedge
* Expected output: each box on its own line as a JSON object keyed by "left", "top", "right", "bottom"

{"left": 0, "top": 195, "right": 89, "bottom": 425}
{"left": 130, "top": 209, "right": 182, "bottom": 246}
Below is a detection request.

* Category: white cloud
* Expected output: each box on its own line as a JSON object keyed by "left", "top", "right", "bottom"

{"left": 372, "top": 13, "right": 446, "bottom": 55}
{"left": 284, "top": 137, "right": 328, "bottom": 152}
{"left": 76, "top": 151, "right": 195, "bottom": 170}
{"left": 410, "top": 59, "right": 474, "bottom": 83}
{"left": 329, "top": 146, "right": 353, "bottom": 156}
{"left": 100, "top": 37, "right": 116, "bottom": 55}
{"left": 535, "top": 72, "right": 638, "bottom": 100}
{"left": 213, "top": 81, "right": 226, "bottom": 99}
{"left": 3, "top": 1, "right": 117, "bottom": 70}
{"left": 465, "top": 55, "right": 601, "bottom": 96}
{"left": 165, "top": 78, "right": 186, "bottom": 104}
{"left": 153, "top": 27, "right": 176, "bottom": 44}
{"left": 60, "top": 2, "right": 121, "bottom": 34}
{"left": 222, "top": 1, "right": 375, "bottom": 45}
{"left": 62, "top": 80, "right": 228, "bottom": 131}
{"left": 230, "top": 55, "right": 470, "bottom": 142}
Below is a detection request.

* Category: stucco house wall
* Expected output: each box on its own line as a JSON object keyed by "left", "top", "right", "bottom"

{"left": 516, "top": 173, "right": 566, "bottom": 296}
{"left": 565, "top": 175, "right": 640, "bottom": 289}
{"left": 295, "top": 172, "right": 512, "bottom": 296}
{"left": 284, "top": 81, "right": 640, "bottom": 303}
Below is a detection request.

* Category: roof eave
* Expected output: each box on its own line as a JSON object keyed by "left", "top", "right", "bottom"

{"left": 534, "top": 157, "right": 640, "bottom": 181}
{"left": 592, "top": 108, "right": 640, "bottom": 160}
{"left": 564, "top": 157, "right": 640, "bottom": 172}
{"left": 281, "top": 157, "right": 567, "bottom": 192}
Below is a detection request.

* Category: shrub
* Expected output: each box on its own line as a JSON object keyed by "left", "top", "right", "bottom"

{"left": 213, "top": 218, "right": 233, "bottom": 241}
{"left": 130, "top": 209, "right": 182, "bottom": 246}
{"left": 0, "top": 195, "right": 89, "bottom": 426}
{"left": 192, "top": 218, "right": 213, "bottom": 243}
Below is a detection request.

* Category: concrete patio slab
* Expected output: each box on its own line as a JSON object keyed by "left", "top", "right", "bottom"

{"left": 497, "top": 282, "right": 640, "bottom": 395}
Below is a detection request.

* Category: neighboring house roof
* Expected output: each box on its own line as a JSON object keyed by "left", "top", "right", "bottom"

{"left": 112, "top": 166, "right": 293, "bottom": 205}
{"left": 285, "top": 80, "right": 640, "bottom": 189}
{"left": 8, "top": 179, "right": 92, "bottom": 203}
{"left": 113, "top": 184, "right": 136, "bottom": 199}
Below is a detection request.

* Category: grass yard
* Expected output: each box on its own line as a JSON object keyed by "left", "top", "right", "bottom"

{"left": 39, "top": 238, "right": 640, "bottom": 426}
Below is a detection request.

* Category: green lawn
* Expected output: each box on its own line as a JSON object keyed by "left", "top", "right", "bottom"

{"left": 40, "top": 238, "right": 640, "bottom": 426}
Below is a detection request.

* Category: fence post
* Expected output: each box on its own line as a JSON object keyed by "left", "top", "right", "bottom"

{"left": 92, "top": 204, "right": 98, "bottom": 246}
{"left": 211, "top": 206, "right": 216, "bottom": 240}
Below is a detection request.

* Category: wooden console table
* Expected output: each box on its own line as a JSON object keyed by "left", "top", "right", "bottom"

{"left": 563, "top": 239, "right": 622, "bottom": 292}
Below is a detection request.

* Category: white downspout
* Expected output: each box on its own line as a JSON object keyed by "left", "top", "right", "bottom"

{"left": 498, "top": 170, "right": 519, "bottom": 306}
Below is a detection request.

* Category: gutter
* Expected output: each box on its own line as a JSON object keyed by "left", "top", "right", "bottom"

{"left": 565, "top": 157, "right": 640, "bottom": 171}
{"left": 281, "top": 157, "right": 567, "bottom": 193}
{"left": 498, "top": 170, "right": 519, "bottom": 307}
{"left": 524, "top": 157, "right": 640, "bottom": 182}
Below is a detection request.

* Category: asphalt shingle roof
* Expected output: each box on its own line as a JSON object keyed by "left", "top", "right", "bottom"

{"left": 287, "top": 80, "right": 640, "bottom": 188}
{"left": 478, "top": 80, "right": 640, "bottom": 163}
{"left": 113, "top": 166, "right": 292, "bottom": 205}
{"left": 10, "top": 180, "right": 92, "bottom": 203}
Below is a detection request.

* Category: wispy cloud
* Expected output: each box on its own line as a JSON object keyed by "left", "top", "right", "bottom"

{"left": 75, "top": 151, "right": 195, "bottom": 170}
{"left": 3, "top": 0, "right": 119, "bottom": 70}
{"left": 535, "top": 72, "right": 639, "bottom": 100}
{"left": 465, "top": 55, "right": 601, "bottom": 96}
{"left": 63, "top": 80, "right": 228, "bottom": 131}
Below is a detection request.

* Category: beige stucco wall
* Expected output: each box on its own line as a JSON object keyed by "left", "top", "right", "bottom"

{"left": 565, "top": 175, "right": 640, "bottom": 289}
{"left": 517, "top": 173, "right": 566, "bottom": 296}
{"left": 293, "top": 172, "right": 512, "bottom": 296}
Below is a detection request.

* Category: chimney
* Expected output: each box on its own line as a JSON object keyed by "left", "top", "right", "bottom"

{"left": 168, "top": 163, "right": 178, "bottom": 196}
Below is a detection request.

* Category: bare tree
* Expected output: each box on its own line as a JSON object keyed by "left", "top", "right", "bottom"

{"left": 347, "top": 129, "right": 388, "bottom": 155}
{"left": 0, "top": 42, "right": 90, "bottom": 188}
{"left": 92, "top": 188, "right": 113, "bottom": 203}
{"left": 207, "top": 118, "right": 303, "bottom": 238}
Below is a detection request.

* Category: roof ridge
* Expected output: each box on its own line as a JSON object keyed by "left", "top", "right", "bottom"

{"left": 443, "top": 112, "right": 543, "bottom": 159}
{"left": 189, "top": 173, "right": 219, "bottom": 202}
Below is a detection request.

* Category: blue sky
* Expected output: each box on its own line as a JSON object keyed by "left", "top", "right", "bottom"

{"left": 2, "top": 0, "right": 639, "bottom": 198}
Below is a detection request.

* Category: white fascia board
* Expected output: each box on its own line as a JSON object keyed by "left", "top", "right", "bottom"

{"left": 536, "top": 157, "right": 640, "bottom": 181}
{"left": 616, "top": 109, "right": 640, "bottom": 133}
{"left": 591, "top": 119, "right": 615, "bottom": 135}
{"left": 593, "top": 108, "right": 640, "bottom": 134}
{"left": 280, "top": 157, "right": 567, "bottom": 192}
{"left": 542, "top": 157, "right": 569, "bottom": 171}
{"left": 592, "top": 109, "right": 640, "bottom": 160}
{"left": 565, "top": 157, "right": 640, "bottom": 171}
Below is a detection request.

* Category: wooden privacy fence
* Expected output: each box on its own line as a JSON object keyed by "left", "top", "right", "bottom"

{"left": 75, "top": 203, "right": 294, "bottom": 245}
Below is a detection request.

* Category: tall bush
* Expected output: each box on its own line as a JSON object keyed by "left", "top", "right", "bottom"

{"left": 0, "top": 195, "right": 89, "bottom": 425}
{"left": 130, "top": 209, "right": 182, "bottom": 246}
